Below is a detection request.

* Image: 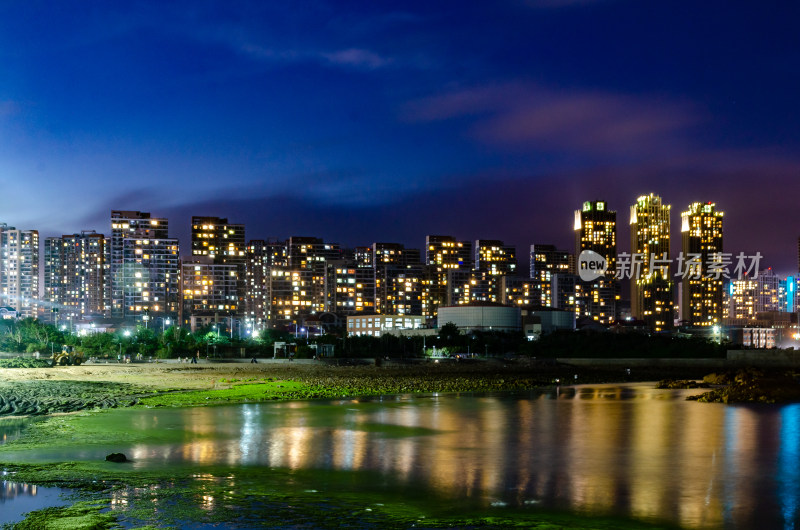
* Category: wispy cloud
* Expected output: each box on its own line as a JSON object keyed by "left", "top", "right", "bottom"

{"left": 403, "top": 83, "right": 700, "bottom": 160}
{"left": 320, "top": 48, "right": 391, "bottom": 69}
{"left": 238, "top": 43, "right": 393, "bottom": 70}
{"left": 521, "top": 0, "right": 612, "bottom": 8}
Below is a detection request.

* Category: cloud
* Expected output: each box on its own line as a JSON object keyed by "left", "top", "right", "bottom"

{"left": 238, "top": 44, "right": 393, "bottom": 71}
{"left": 320, "top": 48, "right": 391, "bottom": 69}
{"left": 403, "top": 83, "right": 699, "bottom": 160}
{"left": 522, "top": 0, "right": 612, "bottom": 8}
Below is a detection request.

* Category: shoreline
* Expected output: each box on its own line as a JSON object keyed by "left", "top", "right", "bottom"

{"left": 1, "top": 361, "right": 795, "bottom": 529}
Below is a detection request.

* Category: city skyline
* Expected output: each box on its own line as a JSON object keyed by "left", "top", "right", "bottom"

{"left": 1, "top": 2, "right": 798, "bottom": 274}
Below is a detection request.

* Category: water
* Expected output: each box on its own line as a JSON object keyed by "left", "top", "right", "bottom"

{"left": 3, "top": 384, "right": 800, "bottom": 528}
{"left": 1, "top": 418, "right": 72, "bottom": 525}
{"left": 0, "top": 479, "right": 70, "bottom": 526}
{"left": 0, "top": 418, "right": 34, "bottom": 445}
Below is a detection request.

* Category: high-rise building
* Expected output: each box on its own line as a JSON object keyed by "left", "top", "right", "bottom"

{"left": 327, "top": 262, "right": 376, "bottom": 315}
{"left": 0, "top": 224, "right": 39, "bottom": 318}
{"left": 353, "top": 246, "right": 373, "bottom": 266}
{"left": 446, "top": 270, "right": 503, "bottom": 306}
{"left": 43, "top": 231, "right": 105, "bottom": 324}
{"left": 630, "top": 193, "right": 673, "bottom": 331}
{"left": 574, "top": 200, "right": 617, "bottom": 274}
{"left": 109, "top": 211, "right": 169, "bottom": 319}
{"left": 190, "top": 216, "right": 246, "bottom": 266}
{"left": 288, "top": 237, "right": 342, "bottom": 270}
{"left": 726, "top": 269, "right": 789, "bottom": 320}
{"left": 179, "top": 257, "right": 239, "bottom": 328}
{"left": 680, "top": 202, "right": 724, "bottom": 326}
{"left": 372, "top": 243, "right": 423, "bottom": 316}
{"left": 191, "top": 216, "right": 246, "bottom": 320}
{"left": 474, "top": 240, "right": 516, "bottom": 276}
{"left": 574, "top": 200, "right": 619, "bottom": 324}
{"left": 529, "top": 244, "right": 572, "bottom": 308}
{"left": 500, "top": 276, "right": 540, "bottom": 307}
{"left": 119, "top": 237, "right": 180, "bottom": 324}
{"left": 266, "top": 267, "right": 324, "bottom": 328}
{"left": 244, "top": 240, "right": 268, "bottom": 331}
{"left": 255, "top": 237, "right": 342, "bottom": 328}
{"left": 422, "top": 235, "right": 472, "bottom": 320}
{"left": 373, "top": 242, "right": 421, "bottom": 268}
{"left": 425, "top": 235, "right": 472, "bottom": 270}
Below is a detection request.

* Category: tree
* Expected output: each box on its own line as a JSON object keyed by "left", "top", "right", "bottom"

{"left": 438, "top": 322, "right": 462, "bottom": 347}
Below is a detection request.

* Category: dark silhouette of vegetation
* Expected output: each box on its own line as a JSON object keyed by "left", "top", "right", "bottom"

{"left": 2, "top": 317, "right": 730, "bottom": 361}
{"left": 520, "top": 330, "right": 728, "bottom": 358}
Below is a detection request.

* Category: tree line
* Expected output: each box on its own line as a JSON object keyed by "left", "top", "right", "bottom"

{"left": 0, "top": 318, "right": 727, "bottom": 360}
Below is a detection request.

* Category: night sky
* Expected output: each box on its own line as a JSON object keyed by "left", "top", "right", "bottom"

{"left": 1, "top": 1, "right": 798, "bottom": 274}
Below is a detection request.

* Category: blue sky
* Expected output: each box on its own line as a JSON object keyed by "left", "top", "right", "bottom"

{"left": 1, "top": 1, "right": 798, "bottom": 273}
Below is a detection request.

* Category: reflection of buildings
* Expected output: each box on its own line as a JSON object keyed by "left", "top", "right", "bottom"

{"left": 1, "top": 480, "right": 39, "bottom": 501}
{"left": 119, "top": 390, "right": 793, "bottom": 530}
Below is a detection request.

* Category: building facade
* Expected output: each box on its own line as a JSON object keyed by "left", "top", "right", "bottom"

{"left": 109, "top": 211, "right": 169, "bottom": 319}
{"left": 725, "top": 269, "right": 789, "bottom": 320}
{"left": 630, "top": 193, "right": 674, "bottom": 331}
{"left": 190, "top": 216, "right": 245, "bottom": 265}
{"left": 118, "top": 234, "right": 180, "bottom": 324}
{"left": 680, "top": 202, "right": 724, "bottom": 326}
{"left": 179, "top": 256, "right": 240, "bottom": 328}
{"left": 43, "top": 231, "right": 105, "bottom": 323}
{"left": 0, "top": 224, "right": 39, "bottom": 318}
{"left": 574, "top": 200, "right": 619, "bottom": 324}
{"left": 422, "top": 235, "right": 473, "bottom": 321}
{"left": 474, "top": 240, "right": 516, "bottom": 276}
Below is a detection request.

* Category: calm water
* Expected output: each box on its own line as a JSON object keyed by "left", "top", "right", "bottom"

{"left": 3, "top": 384, "right": 800, "bottom": 529}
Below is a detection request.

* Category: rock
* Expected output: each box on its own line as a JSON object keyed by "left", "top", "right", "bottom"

{"left": 105, "top": 453, "right": 128, "bottom": 463}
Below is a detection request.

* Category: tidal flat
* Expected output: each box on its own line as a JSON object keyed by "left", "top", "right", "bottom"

{"left": 0, "top": 361, "right": 736, "bottom": 528}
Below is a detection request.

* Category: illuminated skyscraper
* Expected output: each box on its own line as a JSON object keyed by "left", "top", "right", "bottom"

{"left": 191, "top": 216, "right": 246, "bottom": 266}
{"left": 119, "top": 237, "right": 180, "bottom": 323}
{"left": 574, "top": 200, "right": 618, "bottom": 324}
{"left": 422, "top": 235, "right": 472, "bottom": 320}
{"left": 474, "top": 240, "right": 516, "bottom": 276}
{"left": 372, "top": 243, "right": 422, "bottom": 316}
{"left": 726, "top": 269, "right": 789, "bottom": 319}
{"left": 574, "top": 201, "right": 617, "bottom": 275}
{"left": 179, "top": 256, "right": 239, "bottom": 328}
{"left": 680, "top": 202, "right": 724, "bottom": 326}
{"left": 529, "top": 244, "right": 572, "bottom": 307}
{"left": 43, "top": 231, "right": 106, "bottom": 323}
{"left": 191, "top": 216, "right": 246, "bottom": 319}
{"left": 109, "top": 211, "right": 169, "bottom": 319}
{"left": 630, "top": 193, "right": 673, "bottom": 331}
{"left": 327, "top": 262, "right": 376, "bottom": 315}
{"left": 0, "top": 224, "right": 39, "bottom": 318}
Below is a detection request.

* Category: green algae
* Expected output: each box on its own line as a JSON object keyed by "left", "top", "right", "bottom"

{"left": 136, "top": 380, "right": 315, "bottom": 407}
{"left": 3, "top": 500, "right": 118, "bottom": 530}
{"left": 1, "top": 462, "right": 677, "bottom": 529}
{"left": 0, "top": 381, "right": 147, "bottom": 418}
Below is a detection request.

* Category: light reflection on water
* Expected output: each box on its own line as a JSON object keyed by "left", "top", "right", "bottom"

{"left": 5, "top": 384, "right": 800, "bottom": 529}
{"left": 0, "top": 479, "right": 67, "bottom": 525}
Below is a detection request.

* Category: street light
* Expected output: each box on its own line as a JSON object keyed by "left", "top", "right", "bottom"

{"left": 120, "top": 330, "right": 131, "bottom": 358}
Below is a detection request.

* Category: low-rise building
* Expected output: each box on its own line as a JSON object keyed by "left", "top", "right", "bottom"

{"left": 437, "top": 303, "right": 521, "bottom": 333}
{"left": 347, "top": 314, "right": 424, "bottom": 337}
